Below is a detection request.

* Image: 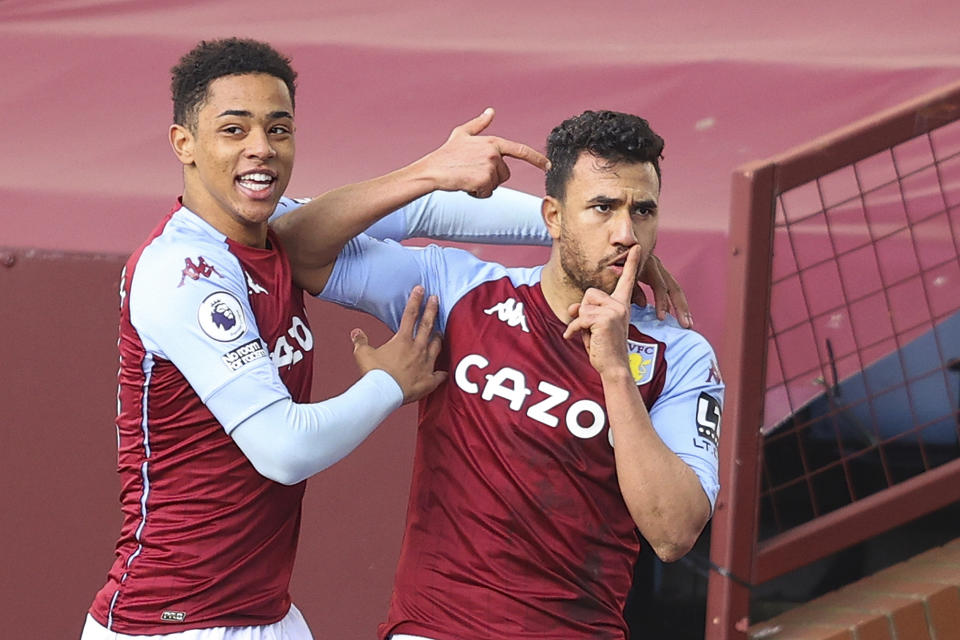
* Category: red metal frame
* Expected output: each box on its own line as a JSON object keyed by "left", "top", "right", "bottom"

{"left": 705, "top": 80, "right": 960, "bottom": 639}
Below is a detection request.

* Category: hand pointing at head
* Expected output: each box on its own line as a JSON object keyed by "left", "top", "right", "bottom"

{"left": 414, "top": 107, "right": 550, "bottom": 198}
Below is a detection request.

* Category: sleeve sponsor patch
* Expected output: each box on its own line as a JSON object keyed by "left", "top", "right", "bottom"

{"left": 222, "top": 339, "right": 268, "bottom": 371}
{"left": 696, "top": 392, "right": 721, "bottom": 447}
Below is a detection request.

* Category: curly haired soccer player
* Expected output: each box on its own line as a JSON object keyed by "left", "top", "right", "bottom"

{"left": 295, "top": 110, "right": 724, "bottom": 639}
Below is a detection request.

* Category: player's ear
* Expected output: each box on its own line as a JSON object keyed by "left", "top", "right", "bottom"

{"left": 542, "top": 196, "right": 562, "bottom": 241}
{"left": 169, "top": 124, "right": 196, "bottom": 166}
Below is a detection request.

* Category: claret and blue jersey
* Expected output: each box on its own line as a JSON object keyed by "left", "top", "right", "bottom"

{"left": 321, "top": 233, "right": 723, "bottom": 639}
{"left": 90, "top": 200, "right": 313, "bottom": 634}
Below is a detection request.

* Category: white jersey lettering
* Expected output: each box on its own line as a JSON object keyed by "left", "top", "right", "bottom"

{"left": 455, "top": 353, "right": 607, "bottom": 442}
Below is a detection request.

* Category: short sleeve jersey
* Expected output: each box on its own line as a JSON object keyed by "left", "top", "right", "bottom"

{"left": 89, "top": 201, "right": 315, "bottom": 634}
{"left": 321, "top": 235, "right": 724, "bottom": 640}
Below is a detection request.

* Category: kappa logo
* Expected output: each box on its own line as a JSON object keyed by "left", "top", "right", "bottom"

{"left": 627, "top": 340, "right": 658, "bottom": 386}
{"left": 483, "top": 298, "right": 530, "bottom": 333}
{"left": 179, "top": 256, "right": 221, "bottom": 287}
{"left": 706, "top": 359, "right": 723, "bottom": 385}
{"left": 245, "top": 270, "right": 269, "bottom": 295}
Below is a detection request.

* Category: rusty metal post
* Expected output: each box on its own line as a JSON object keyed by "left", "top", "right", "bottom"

{"left": 705, "top": 162, "right": 777, "bottom": 639}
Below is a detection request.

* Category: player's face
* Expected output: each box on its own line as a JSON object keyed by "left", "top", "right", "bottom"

{"left": 555, "top": 153, "right": 660, "bottom": 295}
{"left": 172, "top": 73, "right": 295, "bottom": 246}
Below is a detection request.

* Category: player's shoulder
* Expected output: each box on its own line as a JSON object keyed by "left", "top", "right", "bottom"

{"left": 630, "top": 305, "right": 715, "bottom": 354}
{"left": 426, "top": 244, "right": 543, "bottom": 293}
{"left": 129, "top": 207, "right": 239, "bottom": 293}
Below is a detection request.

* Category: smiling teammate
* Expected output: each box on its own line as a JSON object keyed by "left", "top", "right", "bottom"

{"left": 80, "top": 38, "right": 557, "bottom": 640}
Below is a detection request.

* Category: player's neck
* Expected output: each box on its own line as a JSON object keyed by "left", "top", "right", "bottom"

{"left": 181, "top": 190, "right": 269, "bottom": 248}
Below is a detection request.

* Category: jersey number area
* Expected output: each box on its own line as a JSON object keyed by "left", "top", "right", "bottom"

{"left": 271, "top": 315, "right": 314, "bottom": 368}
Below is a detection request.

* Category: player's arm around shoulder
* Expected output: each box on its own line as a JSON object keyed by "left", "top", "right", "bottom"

{"left": 317, "top": 231, "right": 484, "bottom": 336}
{"left": 271, "top": 109, "right": 548, "bottom": 294}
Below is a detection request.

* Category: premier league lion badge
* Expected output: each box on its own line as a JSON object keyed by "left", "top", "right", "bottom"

{"left": 198, "top": 291, "right": 246, "bottom": 342}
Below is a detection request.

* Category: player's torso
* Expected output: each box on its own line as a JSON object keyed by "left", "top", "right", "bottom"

{"left": 94, "top": 207, "right": 313, "bottom": 634}
{"left": 387, "top": 273, "right": 668, "bottom": 639}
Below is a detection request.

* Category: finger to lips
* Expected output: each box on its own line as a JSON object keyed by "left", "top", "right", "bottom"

{"left": 612, "top": 246, "right": 642, "bottom": 304}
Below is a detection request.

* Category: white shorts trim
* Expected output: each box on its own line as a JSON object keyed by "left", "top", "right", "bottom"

{"left": 80, "top": 604, "right": 313, "bottom": 640}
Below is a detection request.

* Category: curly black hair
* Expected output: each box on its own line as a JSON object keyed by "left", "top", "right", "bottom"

{"left": 545, "top": 110, "right": 664, "bottom": 200}
{"left": 171, "top": 38, "right": 298, "bottom": 129}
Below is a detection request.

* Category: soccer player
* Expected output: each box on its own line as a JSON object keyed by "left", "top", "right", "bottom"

{"left": 79, "top": 38, "right": 559, "bottom": 640}
{"left": 291, "top": 110, "right": 724, "bottom": 639}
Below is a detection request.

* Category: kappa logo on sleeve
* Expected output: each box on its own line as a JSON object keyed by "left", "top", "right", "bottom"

{"left": 179, "top": 256, "right": 221, "bottom": 287}
{"left": 627, "top": 340, "right": 658, "bottom": 386}
{"left": 706, "top": 359, "right": 723, "bottom": 385}
{"left": 198, "top": 291, "right": 246, "bottom": 342}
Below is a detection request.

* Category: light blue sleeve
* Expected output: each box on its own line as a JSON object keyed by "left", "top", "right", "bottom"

{"left": 130, "top": 238, "right": 290, "bottom": 427}
{"left": 352, "top": 188, "right": 551, "bottom": 245}
{"left": 222, "top": 369, "right": 403, "bottom": 484}
{"left": 319, "top": 233, "right": 508, "bottom": 334}
{"left": 646, "top": 322, "right": 724, "bottom": 512}
{"left": 269, "top": 189, "right": 549, "bottom": 245}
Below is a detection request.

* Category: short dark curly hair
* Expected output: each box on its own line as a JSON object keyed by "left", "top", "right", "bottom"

{"left": 545, "top": 110, "right": 664, "bottom": 200}
{"left": 171, "top": 38, "right": 298, "bottom": 129}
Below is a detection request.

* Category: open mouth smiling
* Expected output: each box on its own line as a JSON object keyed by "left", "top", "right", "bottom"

{"left": 236, "top": 171, "right": 276, "bottom": 192}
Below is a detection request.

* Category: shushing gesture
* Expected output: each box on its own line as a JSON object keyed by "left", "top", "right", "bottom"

{"left": 350, "top": 285, "right": 447, "bottom": 404}
{"left": 563, "top": 246, "right": 642, "bottom": 376}
{"left": 420, "top": 108, "right": 550, "bottom": 198}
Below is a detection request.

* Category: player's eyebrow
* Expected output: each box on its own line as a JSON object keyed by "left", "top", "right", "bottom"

{"left": 632, "top": 198, "right": 658, "bottom": 210}
{"left": 587, "top": 195, "right": 623, "bottom": 206}
{"left": 215, "top": 109, "right": 293, "bottom": 120}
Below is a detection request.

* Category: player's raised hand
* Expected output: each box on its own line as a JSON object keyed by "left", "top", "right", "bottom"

{"left": 563, "top": 246, "right": 642, "bottom": 374}
{"left": 350, "top": 286, "right": 447, "bottom": 403}
{"left": 418, "top": 108, "right": 549, "bottom": 198}
{"left": 633, "top": 254, "right": 694, "bottom": 328}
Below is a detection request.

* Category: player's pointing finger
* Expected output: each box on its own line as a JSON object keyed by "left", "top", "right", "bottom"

{"left": 492, "top": 137, "right": 550, "bottom": 172}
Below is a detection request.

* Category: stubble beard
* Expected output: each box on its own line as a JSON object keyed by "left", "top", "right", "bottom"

{"left": 558, "top": 228, "right": 614, "bottom": 296}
